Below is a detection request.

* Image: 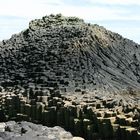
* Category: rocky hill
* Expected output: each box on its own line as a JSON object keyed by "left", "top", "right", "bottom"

{"left": 0, "top": 14, "right": 140, "bottom": 139}
{"left": 0, "top": 14, "right": 140, "bottom": 95}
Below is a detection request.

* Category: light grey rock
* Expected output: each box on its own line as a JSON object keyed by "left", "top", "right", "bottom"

{"left": 0, "top": 121, "right": 82, "bottom": 140}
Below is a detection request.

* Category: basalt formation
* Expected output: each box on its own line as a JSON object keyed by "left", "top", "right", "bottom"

{"left": 0, "top": 14, "right": 140, "bottom": 140}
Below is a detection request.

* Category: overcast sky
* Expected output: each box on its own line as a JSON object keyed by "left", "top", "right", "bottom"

{"left": 0, "top": 0, "right": 140, "bottom": 43}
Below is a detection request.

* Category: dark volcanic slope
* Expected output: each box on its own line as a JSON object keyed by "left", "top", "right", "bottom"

{"left": 0, "top": 14, "right": 140, "bottom": 93}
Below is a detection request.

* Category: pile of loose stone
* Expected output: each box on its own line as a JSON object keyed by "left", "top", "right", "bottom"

{"left": 0, "top": 87, "right": 139, "bottom": 140}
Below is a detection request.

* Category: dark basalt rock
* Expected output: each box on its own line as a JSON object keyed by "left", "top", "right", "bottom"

{"left": 1, "top": 14, "right": 140, "bottom": 140}
{"left": 0, "top": 88, "right": 139, "bottom": 140}
{"left": 0, "top": 14, "right": 140, "bottom": 94}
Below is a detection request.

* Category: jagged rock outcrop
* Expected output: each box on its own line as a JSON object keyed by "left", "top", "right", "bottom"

{"left": 0, "top": 88, "right": 139, "bottom": 140}
{"left": 0, "top": 14, "right": 140, "bottom": 94}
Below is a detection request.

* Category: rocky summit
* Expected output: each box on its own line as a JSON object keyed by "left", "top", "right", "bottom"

{"left": 0, "top": 14, "right": 140, "bottom": 140}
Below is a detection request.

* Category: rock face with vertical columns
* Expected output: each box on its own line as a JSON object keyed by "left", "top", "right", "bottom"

{"left": 0, "top": 14, "right": 140, "bottom": 95}
{"left": 0, "top": 88, "right": 139, "bottom": 140}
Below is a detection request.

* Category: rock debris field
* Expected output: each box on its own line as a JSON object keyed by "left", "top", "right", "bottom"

{"left": 0, "top": 14, "right": 140, "bottom": 140}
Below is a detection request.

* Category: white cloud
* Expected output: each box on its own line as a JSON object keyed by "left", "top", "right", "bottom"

{"left": 107, "top": 27, "right": 140, "bottom": 43}
{"left": 0, "top": 0, "right": 138, "bottom": 19}
{"left": 0, "top": 0, "right": 140, "bottom": 21}
{"left": 0, "top": 0, "right": 140, "bottom": 43}
{"left": 41, "top": 0, "right": 64, "bottom": 5}
{"left": 87, "top": 0, "right": 140, "bottom": 5}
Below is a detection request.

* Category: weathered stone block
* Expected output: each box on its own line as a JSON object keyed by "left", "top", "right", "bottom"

{"left": 112, "top": 124, "right": 119, "bottom": 138}
{"left": 56, "top": 101, "right": 63, "bottom": 109}
{"left": 87, "top": 124, "right": 95, "bottom": 140}
{"left": 131, "top": 120, "right": 139, "bottom": 127}
{"left": 69, "top": 116, "right": 74, "bottom": 131}
{"left": 42, "top": 110, "right": 51, "bottom": 126}
{"left": 126, "top": 127, "right": 138, "bottom": 140}
{"left": 41, "top": 96, "right": 48, "bottom": 104}
{"left": 57, "top": 107, "right": 64, "bottom": 126}
{"left": 116, "top": 115, "right": 127, "bottom": 126}
{"left": 24, "top": 104, "right": 31, "bottom": 117}
{"left": 86, "top": 106, "right": 94, "bottom": 120}
{"left": 8, "top": 105, "right": 16, "bottom": 118}
{"left": 68, "top": 105, "right": 77, "bottom": 117}
{"left": 118, "top": 126, "right": 130, "bottom": 140}
{"left": 49, "top": 106, "right": 57, "bottom": 125}
{"left": 64, "top": 108, "right": 70, "bottom": 129}
{"left": 96, "top": 103, "right": 102, "bottom": 109}
{"left": 97, "top": 117, "right": 104, "bottom": 136}
{"left": 36, "top": 102, "right": 45, "bottom": 121}
{"left": 83, "top": 119, "right": 92, "bottom": 137}
{"left": 102, "top": 118, "right": 115, "bottom": 138}
{"left": 31, "top": 105, "right": 36, "bottom": 120}
{"left": 104, "top": 111, "right": 113, "bottom": 118}
{"left": 76, "top": 105, "right": 83, "bottom": 119}
{"left": 126, "top": 118, "right": 132, "bottom": 126}
{"left": 74, "top": 118, "right": 83, "bottom": 136}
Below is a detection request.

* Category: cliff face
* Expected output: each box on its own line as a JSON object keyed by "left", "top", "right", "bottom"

{"left": 0, "top": 14, "right": 140, "bottom": 93}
